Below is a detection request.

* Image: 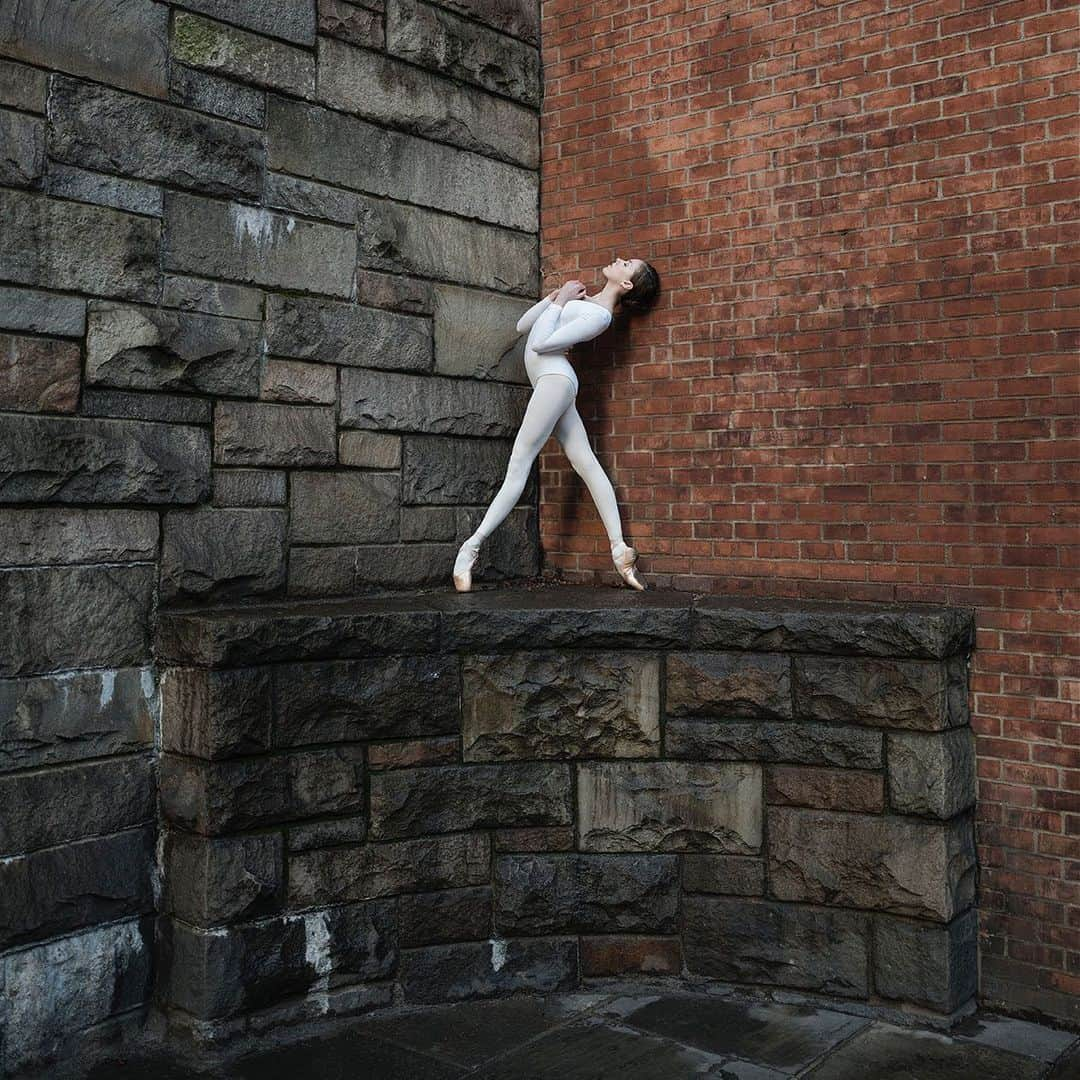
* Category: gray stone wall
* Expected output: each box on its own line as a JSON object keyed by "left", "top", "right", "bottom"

{"left": 0, "top": 1, "right": 541, "bottom": 1070}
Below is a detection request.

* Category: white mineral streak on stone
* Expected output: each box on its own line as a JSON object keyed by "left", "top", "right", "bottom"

{"left": 489, "top": 937, "right": 508, "bottom": 972}
{"left": 98, "top": 669, "right": 116, "bottom": 708}
{"left": 301, "top": 911, "right": 333, "bottom": 1015}
{"left": 233, "top": 205, "right": 295, "bottom": 248}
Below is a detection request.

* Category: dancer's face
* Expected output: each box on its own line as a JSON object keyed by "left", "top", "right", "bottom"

{"left": 601, "top": 257, "right": 644, "bottom": 295}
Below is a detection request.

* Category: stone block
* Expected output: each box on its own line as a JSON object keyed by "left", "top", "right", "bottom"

{"left": 160, "top": 667, "right": 272, "bottom": 759}
{"left": 386, "top": 0, "right": 539, "bottom": 106}
{"left": 317, "top": 36, "right": 538, "bottom": 170}
{"left": 164, "top": 192, "right": 355, "bottom": 298}
{"left": 265, "top": 172, "right": 355, "bottom": 224}
{"left": 289, "top": 472, "right": 399, "bottom": 544}
{"left": 681, "top": 854, "right": 765, "bottom": 896}
{"left": 767, "top": 807, "right": 976, "bottom": 921}
{"left": 368, "top": 737, "right": 459, "bottom": 771}
{"left": 0, "top": 564, "right": 154, "bottom": 677}
{"left": 171, "top": 12, "right": 315, "bottom": 97}
{"left": 0, "top": 0, "right": 169, "bottom": 98}
{"left": 765, "top": 765, "right": 885, "bottom": 813}
{"left": 340, "top": 431, "right": 402, "bottom": 469}
{"left": 400, "top": 506, "right": 455, "bottom": 540}
{"left": 286, "top": 546, "right": 357, "bottom": 598}
{"left": 213, "top": 401, "right": 336, "bottom": 467}
{"left": 0, "top": 59, "right": 47, "bottom": 112}
{"left": 432, "top": 284, "right": 529, "bottom": 383}
{"left": 171, "top": 0, "right": 317, "bottom": 45}
{"left": 43, "top": 164, "right": 163, "bottom": 217}
{"left": 48, "top": 75, "right": 262, "bottom": 199}
{"left": 886, "top": 727, "right": 976, "bottom": 818}
{"left": 0, "top": 333, "right": 78, "bottom": 413}
{"left": 873, "top": 908, "right": 978, "bottom": 1012}
{"left": 211, "top": 469, "right": 287, "bottom": 507}
{"left": 0, "top": 189, "right": 158, "bottom": 301}
{"left": 0, "top": 285, "right": 86, "bottom": 336}
{"left": 260, "top": 357, "right": 336, "bottom": 404}
{"left": 426, "top": 0, "right": 538, "bottom": 46}
{"left": 0, "top": 109, "right": 44, "bottom": 186}
{"left": 80, "top": 389, "right": 212, "bottom": 424}
{"left": 493, "top": 854, "right": 679, "bottom": 935}
{"left": 353, "top": 543, "right": 459, "bottom": 590}
{"left": 580, "top": 936, "right": 682, "bottom": 977}
{"left": 161, "top": 831, "right": 284, "bottom": 927}
{"left": 355, "top": 267, "right": 435, "bottom": 315}
{"left": 402, "top": 435, "right": 533, "bottom": 505}
{"left": 265, "top": 293, "right": 431, "bottom": 372}
{"left": 493, "top": 827, "right": 575, "bottom": 853}
{"left": 289, "top": 832, "right": 490, "bottom": 908}
{"left": 318, "top": 0, "right": 384, "bottom": 48}
{"left": 0, "top": 415, "right": 210, "bottom": 504}
{"left": 577, "top": 761, "right": 762, "bottom": 854}
{"left": 288, "top": 816, "right": 366, "bottom": 851}
{"left": 273, "top": 655, "right": 459, "bottom": 746}
{"left": 683, "top": 895, "right": 870, "bottom": 997}
{"left": 666, "top": 651, "right": 792, "bottom": 718}
{"left": 0, "top": 667, "right": 154, "bottom": 773}
{"left": 399, "top": 886, "right": 492, "bottom": 947}
{"left": 169, "top": 63, "right": 266, "bottom": 126}
{"left": 86, "top": 301, "right": 261, "bottom": 397}
{"left": 160, "top": 508, "right": 287, "bottom": 601}
{"left": 370, "top": 763, "right": 573, "bottom": 839}
{"left": 0, "top": 754, "right": 155, "bottom": 854}
{"left": 162, "top": 276, "right": 263, "bottom": 320}
{"left": 398, "top": 937, "right": 578, "bottom": 1005}
{"left": 462, "top": 652, "right": 660, "bottom": 761}
{"left": 267, "top": 95, "right": 536, "bottom": 230}
{"left": 340, "top": 367, "right": 530, "bottom": 437}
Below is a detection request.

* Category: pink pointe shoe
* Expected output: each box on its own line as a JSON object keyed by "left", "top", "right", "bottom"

{"left": 611, "top": 540, "right": 646, "bottom": 591}
{"left": 453, "top": 538, "right": 481, "bottom": 592}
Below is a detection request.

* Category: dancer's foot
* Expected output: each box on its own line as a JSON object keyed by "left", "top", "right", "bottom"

{"left": 611, "top": 540, "right": 646, "bottom": 591}
{"left": 453, "top": 537, "right": 481, "bottom": 592}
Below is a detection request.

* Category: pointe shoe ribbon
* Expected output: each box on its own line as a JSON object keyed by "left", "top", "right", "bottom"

{"left": 452, "top": 539, "right": 480, "bottom": 592}
{"left": 611, "top": 541, "right": 646, "bottom": 591}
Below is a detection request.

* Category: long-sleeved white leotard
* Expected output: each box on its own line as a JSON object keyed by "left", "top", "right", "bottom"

{"left": 515, "top": 297, "right": 613, "bottom": 395}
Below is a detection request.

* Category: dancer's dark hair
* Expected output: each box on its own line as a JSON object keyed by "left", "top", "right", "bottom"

{"left": 618, "top": 260, "right": 661, "bottom": 315}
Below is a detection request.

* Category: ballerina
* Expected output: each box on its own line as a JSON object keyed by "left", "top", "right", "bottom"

{"left": 452, "top": 256, "right": 661, "bottom": 593}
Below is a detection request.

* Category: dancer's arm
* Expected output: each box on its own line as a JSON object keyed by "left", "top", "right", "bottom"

{"left": 515, "top": 289, "right": 560, "bottom": 334}
{"left": 530, "top": 302, "right": 612, "bottom": 354}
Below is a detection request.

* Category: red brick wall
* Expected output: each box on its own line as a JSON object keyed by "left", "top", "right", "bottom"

{"left": 537, "top": 0, "right": 1079, "bottom": 1023}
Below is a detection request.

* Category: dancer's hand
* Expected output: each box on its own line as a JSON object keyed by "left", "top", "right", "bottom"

{"left": 546, "top": 288, "right": 559, "bottom": 301}
{"left": 555, "top": 280, "right": 586, "bottom": 305}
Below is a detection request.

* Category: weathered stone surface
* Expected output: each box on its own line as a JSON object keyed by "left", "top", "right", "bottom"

{"left": 340, "top": 431, "right": 402, "bottom": 470}
{"left": 169, "top": 63, "right": 266, "bottom": 126}
{"left": 666, "top": 652, "right": 792, "bottom": 719}
{"left": 160, "top": 747, "right": 365, "bottom": 834}
{"left": 0, "top": 58, "right": 47, "bottom": 112}
{"left": 399, "top": 937, "right": 578, "bottom": 1004}
{"left": 49, "top": 76, "right": 262, "bottom": 199}
{"left": 266, "top": 172, "right": 355, "bottom": 224}
{"left": 683, "top": 895, "right": 869, "bottom": 996}
{"left": 577, "top": 762, "right": 762, "bottom": 854}
{"left": 0, "top": 109, "right": 44, "bottom": 186}
{"left": 765, "top": 765, "right": 885, "bottom": 813}
{"left": 399, "top": 886, "right": 492, "bottom": 947}
{"left": 212, "top": 468, "right": 287, "bottom": 507}
{"left": 433, "top": 0, "right": 538, "bottom": 44}
{"left": 462, "top": 652, "right": 660, "bottom": 762}
{"left": 80, "top": 389, "right": 212, "bottom": 424}
{"left": 0, "top": 333, "right": 78, "bottom": 413}
{"left": 86, "top": 301, "right": 261, "bottom": 397}
{"left": 160, "top": 508, "right": 287, "bottom": 601}
{"left": 368, "top": 737, "right": 459, "bottom": 771}
{"left": 493, "top": 828, "right": 575, "bottom": 853}
{"left": 0, "top": 564, "right": 154, "bottom": 677}
{"left": 273, "top": 655, "right": 458, "bottom": 746}
{"left": 160, "top": 667, "right": 272, "bottom": 759}
{"left": 318, "top": 36, "right": 538, "bottom": 170}
{"left": 165, "top": 192, "right": 355, "bottom": 298}
{"left": 401, "top": 506, "right": 455, "bottom": 541}
{"left": 681, "top": 854, "right": 765, "bottom": 896}
{"left": 267, "top": 96, "right": 536, "bottom": 230}
{"left": 767, "top": 807, "right": 977, "bottom": 921}
{"left": 402, "top": 435, "right": 534, "bottom": 505}
{"left": 340, "top": 368, "right": 529, "bottom": 437}
{"left": 318, "top": 0, "right": 384, "bottom": 48}
{"left": 386, "top": 0, "right": 539, "bottom": 106}
{"left": 0, "top": 285, "right": 86, "bottom": 336}
{"left": 433, "top": 285, "right": 529, "bottom": 383}
{"left": 458, "top": 505, "right": 538, "bottom": 582}
{"left": 580, "top": 936, "right": 682, "bottom": 977}
{"left": 0, "top": 415, "right": 210, "bottom": 504}
{"left": 162, "top": 276, "right": 263, "bottom": 320}
{"left": 353, "top": 543, "right": 459, "bottom": 590}
{"left": 0, "top": 0, "right": 169, "bottom": 99}
{"left": 265, "top": 294, "right": 431, "bottom": 372}
{"left": 287, "top": 546, "right": 356, "bottom": 598}
{"left": 0, "top": 667, "right": 154, "bottom": 773}
{"left": 0, "top": 189, "right": 158, "bottom": 301}
{"left": 355, "top": 267, "right": 435, "bottom": 316}
{"left": 873, "top": 908, "right": 978, "bottom": 1012}
{"left": 43, "top": 164, "right": 163, "bottom": 217}
{"left": 162, "top": 831, "right": 283, "bottom": 927}
{"left": 0, "top": 827, "right": 154, "bottom": 950}
{"left": 214, "top": 401, "right": 336, "bottom": 467}
{"left": 494, "top": 854, "right": 679, "bottom": 935}
{"left": 289, "top": 832, "right": 490, "bottom": 908}
{"left": 172, "top": 12, "right": 315, "bottom": 97}
{"left": 667, "top": 718, "right": 883, "bottom": 769}
{"left": 886, "top": 727, "right": 976, "bottom": 818}
{"left": 0, "top": 754, "right": 154, "bottom": 854}
{"left": 693, "top": 597, "right": 975, "bottom": 660}
{"left": 370, "top": 763, "right": 573, "bottom": 839}
{"left": 289, "top": 472, "right": 399, "bottom": 544}
{"left": 287, "top": 815, "right": 366, "bottom": 851}
{"left": 259, "top": 357, "right": 336, "bottom": 403}
{"left": 0, "top": 917, "right": 152, "bottom": 1075}
{"left": 172, "top": 0, "right": 317, "bottom": 46}
{"left": 356, "top": 193, "right": 538, "bottom": 294}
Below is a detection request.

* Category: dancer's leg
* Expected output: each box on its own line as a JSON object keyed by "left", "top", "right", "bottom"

{"left": 552, "top": 402, "right": 625, "bottom": 547}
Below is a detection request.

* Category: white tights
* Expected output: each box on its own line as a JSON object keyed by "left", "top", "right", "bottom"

{"left": 468, "top": 374, "right": 625, "bottom": 548}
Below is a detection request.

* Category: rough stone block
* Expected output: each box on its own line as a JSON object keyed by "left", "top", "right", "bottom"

{"left": 80, "top": 389, "right": 212, "bottom": 424}
{"left": 0, "top": 189, "right": 158, "bottom": 301}
{"left": 0, "top": 285, "right": 86, "bottom": 336}
{"left": 683, "top": 895, "right": 869, "bottom": 997}
{"left": 340, "top": 431, "right": 402, "bottom": 469}
{"left": 213, "top": 401, "right": 336, "bottom": 467}
{"left": 368, "top": 737, "right": 460, "bottom": 771}
{"left": 681, "top": 854, "right": 765, "bottom": 896}
{"left": 43, "top": 164, "right": 164, "bottom": 217}
{"left": 259, "top": 357, "right": 336, "bottom": 403}
{"left": 886, "top": 727, "right": 976, "bottom": 818}
{"left": 286, "top": 546, "right": 357, "bottom": 598}
{"left": 160, "top": 666, "right": 272, "bottom": 759}
{"left": 287, "top": 816, "right": 366, "bottom": 852}
{"left": 462, "top": 652, "right": 660, "bottom": 762}
{"left": 164, "top": 192, "right": 355, "bottom": 298}
{"left": 211, "top": 469, "right": 287, "bottom": 507}
{"left": 0, "top": 415, "right": 210, "bottom": 505}
{"left": 666, "top": 652, "right": 792, "bottom": 718}
{"left": 493, "top": 827, "right": 575, "bottom": 853}
{"left": 399, "top": 886, "right": 492, "bottom": 947}
{"left": 355, "top": 267, "right": 435, "bottom": 315}
{"left": 370, "top": 763, "right": 573, "bottom": 839}
{"left": 0, "top": 508, "right": 159, "bottom": 564}
{"left": 577, "top": 761, "right": 762, "bottom": 854}
{"left": 289, "top": 472, "right": 399, "bottom": 544}
{"left": 171, "top": 0, "right": 317, "bottom": 46}
{"left": 288, "top": 832, "right": 490, "bottom": 908}
{"left": 580, "top": 936, "right": 682, "bottom": 977}
{"left": 162, "top": 276, "right": 263, "bottom": 320}
{"left": 48, "top": 75, "right": 262, "bottom": 199}
{"left": 0, "top": 59, "right": 48, "bottom": 112}
{"left": 0, "top": 332, "right": 79, "bottom": 413}
{"left": 318, "top": 0, "right": 384, "bottom": 48}
{"left": 400, "top": 505, "right": 454, "bottom": 540}
{"left": 493, "top": 854, "right": 679, "bottom": 935}
{"left": 169, "top": 63, "right": 266, "bottom": 126}
{"left": 265, "top": 293, "right": 431, "bottom": 372}
{"left": 765, "top": 765, "right": 885, "bottom": 813}
{"left": 402, "top": 435, "right": 533, "bottom": 505}
{"left": 0, "top": 564, "right": 154, "bottom": 677}
{"left": 0, "top": 109, "right": 44, "bottom": 186}
{"left": 86, "top": 301, "right": 261, "bottom": 397}
{"left": 353, "top": 543, "right": 458, "bottom": 590}
{"left": 767, "top": 807, "right": 976, "bottom": 921}
{"left": 433, "top": 284, "right": 529, "bottom": 383}
{"left": 160, "top": 508, "right": 287, "bottom": 601}
{"left": 273, "top": 655, "right": 459, "bottom": 746}
{"left": 267, "top": 171, "right": 357, "bottom": 223}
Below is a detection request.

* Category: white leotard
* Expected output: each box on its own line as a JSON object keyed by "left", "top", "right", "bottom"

{"left": 515, "top": 297, "right": 613, "bottom": 395}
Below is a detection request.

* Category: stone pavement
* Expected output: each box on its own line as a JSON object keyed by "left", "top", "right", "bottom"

{"left": 37, "top": 992, "right": 1080, "bottom": 1080}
